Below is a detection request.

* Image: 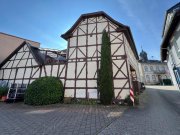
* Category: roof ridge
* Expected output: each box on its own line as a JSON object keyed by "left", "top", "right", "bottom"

{"left": 0, "top": 32, "right": 40, "bottom": 44}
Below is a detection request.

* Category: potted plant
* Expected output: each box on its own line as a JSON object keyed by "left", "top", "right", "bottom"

{"left": 0, "top": 86, "right": 8, "bottom": 102}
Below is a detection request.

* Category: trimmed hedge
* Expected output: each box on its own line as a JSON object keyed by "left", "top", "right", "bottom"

{"left": 24, "top": 77, "right": 63, "bottom": 105}
{"left": 0, "top": 86, "right": 8, "bottom": 97}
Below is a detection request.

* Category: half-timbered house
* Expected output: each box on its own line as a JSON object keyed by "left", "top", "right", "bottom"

{"left": 0, "top": 41, "right": 66, "bottom": 88}
{"left": 61, "top": 11, "right": 140, "bottom": 100}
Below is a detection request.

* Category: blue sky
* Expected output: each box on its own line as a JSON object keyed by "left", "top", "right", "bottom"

{"left": 0, "top": 0, "right": 179, "bottom": 60}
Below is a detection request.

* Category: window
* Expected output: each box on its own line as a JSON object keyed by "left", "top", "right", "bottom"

{"left": 156, "top": 66, "right": 160, "bottom": 71}
{"left": 161, "top": 66, "right": 165, "bottom": 71}
{"left": 146, "top": 75, "right": 150, "bottom": 83}
{"left": 152, "top": 75, "right": 156, "bottom": 82}
{"left": 150, "top": 66, "right": 153, "bottom": 71}
{"left": 144, "top": 66, "right": 148, "bottom": 71}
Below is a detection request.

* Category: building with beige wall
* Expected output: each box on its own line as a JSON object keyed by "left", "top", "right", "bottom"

{"left": 0, "top": 32, "right": 40, "bottom": 64}
{"left": 139, "top": 61, "right": 170, "bottom": 85}
{"left": 138, "top": 50, "right": 171, "bottom": 85}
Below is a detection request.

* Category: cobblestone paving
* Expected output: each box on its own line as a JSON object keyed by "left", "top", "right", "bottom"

{"left": 0, "top": 103, "right": 126, "bottom": 135}
{"left": 99, "top": 86, "right": 180, "bottom": 135}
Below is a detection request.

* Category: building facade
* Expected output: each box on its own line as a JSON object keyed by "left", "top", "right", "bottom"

{"left": 161, "top": 2, "right": 180, "bottom": 89}
{"left": 61, "top": 11, "right": 140, "bottom": 100}
{"left": 0, "top": 32, "right": 40, "bottom": 64}
{"left": 0, "top": 42, "right": 66, "bottom": 88}
{"left": 139, "top": 61, "right": 170, "bottom": 85}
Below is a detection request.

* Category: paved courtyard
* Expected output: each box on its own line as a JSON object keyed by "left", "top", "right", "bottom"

{"left": 1, "top": 86, "right": 180, "bottom": 135}
{"left": 99, "top": 86, "right": 180, "bottom": 135}
{"left": 0, "top": 102, "right": 126, "bottom": 135}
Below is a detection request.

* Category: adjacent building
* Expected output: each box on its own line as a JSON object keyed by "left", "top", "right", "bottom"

{"left": 161, "top": 2, "right": 180, "bottom": 89}
{"left": 0, "top": 32, "right": 40, "bottom": 64}
{"left": 139, "top": 50, "right": 170, "bottom": 85}
{"left": 0, "top": 41, "right": 66, "bottom": 88}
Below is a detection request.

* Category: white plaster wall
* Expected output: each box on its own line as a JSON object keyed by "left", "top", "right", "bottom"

{"left": 114, "top": 89, "right": 129, "bottom": 99}
{"left": 69, "top": 48, "right": 76, "bottom": 59}
{"left": 3, "top": 69, "right": 11, "bottom": 79}
{"left": 78, "top": 36, "right": 86, "bottom": 46}
{"left": 87, "top": 62, "right": 96, "bottom": 78}
{"left": 41, "top": 67, "right": 46, "bottom": 77}
{"left": 70, "top": 37, "right": 77, "bottom": 47}
{"left": 114, "top": 79, "right": 129, "bottom": 88}
{"left": 111, "top": 43, "right": 125, "bottom": 56}
{"left": 23, "top": 52, "right": 29, "bottom": 59}
{"left": 17, "top": 59, "right": 27, "bottom": 67}
{"left": 88, "top": 24, "right": 96, "bottom": 34}
{"left": 6, "top": 61, "right": 13, "bottom": 68}
{"left": 45, "top": 65, "right": 51, "bottom": 76}
{"left": 88, "top": 80, "right": 97, "bottom": 87}
{"left": 76, "top": 89, "right": 86, "bottom": 98}
{"left": 67, "top": 63, "right": 75, "bottom": 78}
{"left": 109, "top": 22, "right": 118, "bottom": 32}
{"left": 76, "top": 62, "right": 86, "bottom": 78}
{"left": 0, "top": 70, "right": 3, "bottom": 79}
{"left": 24, "top": 68, "right": 32, "bottom": 78}
{"left": 79, "top": 25, "right": 86, "bottom": 35}
{"left": 97, "top": 22, "right": 108, "bottom": 33}
{"left": 16, "top": 68, "right": 24, "bottom": 79}
{"left": 15, "top": 52, "right": 24, "bottom": 59}
{"left": 124, "top": 35, "right": 140, "bottom": 81}
{"left": 88, "top": 89, "right": 97, "bottom": 99}
{"left": 80, "top": 19, "right": 87, "bottom": 25}
{"left": 23, "top": 79, "right": 29, "bottom": 84}
{"left": 77, "top": 47, "right": 86, "bottom": 58}
{"left": 64, "top": 89, "right": 74, "bottom": 97}
{"left": 76, "top": 80, "right": 86, "bottom": 87}
{"left": 15, "top": 80, "right": 23, "bottom": 84}
{"left": 59, "top": 65, "right": 65, "bottom": 77}
{"left": 88, "top": 35, "right": 96, "bottom": 45}
{"left": 66, "top": 80, "right": 75, "bottom": 87}
{"left": 52, "top": 65, "right": 58, "bottom": 77}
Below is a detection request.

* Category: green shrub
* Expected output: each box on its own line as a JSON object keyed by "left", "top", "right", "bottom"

{"left": 24, "top": 76, "right": 63, "bottom": 105}
{"left": 124, "top": 95, "right": 139, "bottom": 106}
{"left": 99, "top": 30, "right": 114, "bottom": 105}
{"left": 0, "top": 86, "right": 8, "bottom": 97}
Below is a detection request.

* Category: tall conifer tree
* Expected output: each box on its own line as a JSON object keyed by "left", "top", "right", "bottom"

{"left": 99, "top": 30, "right": 114, "bottom": 105}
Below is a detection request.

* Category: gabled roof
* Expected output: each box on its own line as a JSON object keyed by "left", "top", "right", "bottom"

{"left": 0, "top": 41, "right": 67, "bottom": 68}
{"left": 61, "top": 11, "right": 139, "bottom": 60}
{"left": 161, "top": 3, "right": 180, "bottom": 61}
{"left": 0, "top": 41, "right": 43, "bottom": 68}
{"left": 162, "top": 2, "right": 180, "bottom": 37}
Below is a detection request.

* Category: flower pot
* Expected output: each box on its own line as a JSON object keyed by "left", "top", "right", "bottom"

{"left": 1, "top": 96, "right": 7, "bottom": 102}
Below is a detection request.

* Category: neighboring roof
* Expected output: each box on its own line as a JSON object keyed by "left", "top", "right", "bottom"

{"left": 139, "top": 59, "right": 167, "bottom": 64}
{"left": 161, "top": 4, "right": 180, "bottom": 61}
{"left": 61, "top": 11, "right": 139, "bottom": 60}
{"left": 0, "top": 41, "right": 66, "bottom": 68}
{"left": 162, "top": 2, "right": 180, "bottom": 37}
{"left": 0, "top": 32, "right": 40, "bottom": 45}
